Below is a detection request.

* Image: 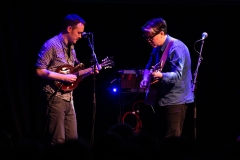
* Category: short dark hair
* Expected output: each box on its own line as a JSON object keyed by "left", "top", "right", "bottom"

{"left": 61, "top": 14, "right": 86, "bottom": 31}
{"left": 141, "top": 17, "right": 167, "bottom": 36}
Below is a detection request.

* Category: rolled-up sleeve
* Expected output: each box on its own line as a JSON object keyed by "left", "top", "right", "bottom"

{"left": 35, "top": 42, "right": 53, "bottom": 69}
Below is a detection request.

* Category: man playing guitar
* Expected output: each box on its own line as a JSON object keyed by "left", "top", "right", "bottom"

{"left": 139, "top": 17, "right": 194, "bottom": 142}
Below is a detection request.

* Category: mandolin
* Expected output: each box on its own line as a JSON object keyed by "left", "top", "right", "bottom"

{"left": 54, "top": 56, "right": 114, "bottom": 92}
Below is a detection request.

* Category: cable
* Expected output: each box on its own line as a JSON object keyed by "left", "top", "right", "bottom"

{"left": 121, "top": 100, "right": 145, "bottom": 133}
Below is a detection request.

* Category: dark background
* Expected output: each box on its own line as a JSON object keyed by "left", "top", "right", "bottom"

{"left": 1, "top": 0, "right": 240, "bottom": 149}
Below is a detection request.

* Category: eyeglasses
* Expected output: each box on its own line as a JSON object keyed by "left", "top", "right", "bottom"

{"left": 143, "top": 31, "right": 160, "bottom": 41}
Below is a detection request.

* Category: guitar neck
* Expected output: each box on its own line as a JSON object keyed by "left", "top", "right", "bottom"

{"left": 77, "top": 67, "right": 94, "bottom": 78}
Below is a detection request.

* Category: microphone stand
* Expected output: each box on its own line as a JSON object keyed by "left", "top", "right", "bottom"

{"left": 85, "top": 33, "right": 100, "bottom": 147}
{"left": 192, "top": 37, "right": 205, "bottom": 140}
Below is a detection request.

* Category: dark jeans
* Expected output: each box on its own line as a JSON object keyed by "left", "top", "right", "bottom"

{"left": 154, "top": 104, "right": 188, "bottom": 142}
{"left": 44, "top": 93, "right": 78, "bottom": 145}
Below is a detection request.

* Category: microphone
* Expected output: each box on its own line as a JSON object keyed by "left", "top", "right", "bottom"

{"left": 202, "top": 32, "right": 208, "bottom": 40}
{"left": 82, "top": 32, "right": 92, "bottom": 38}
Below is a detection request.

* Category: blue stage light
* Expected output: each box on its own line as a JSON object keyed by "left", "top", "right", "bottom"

{"left": 112, "top": 87, "right": 117, "bottom": 92}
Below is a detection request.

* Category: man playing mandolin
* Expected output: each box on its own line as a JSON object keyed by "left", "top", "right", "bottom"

{"left": 139, "top": 17, "right": 194, "bottom": 142}
{"left": 35, "top": 14, "right": 100, "bottom": 146}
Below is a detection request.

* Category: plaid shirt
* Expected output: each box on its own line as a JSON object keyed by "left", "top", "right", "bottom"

{"left": 35, "top": 33, "right": 80, "bottom": 101}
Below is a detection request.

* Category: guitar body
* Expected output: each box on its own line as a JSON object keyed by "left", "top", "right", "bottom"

{"left": 54, "top": 56, "right": 114, "bottom": 92}
{"left": 144, "top": 61, "right": 162, "bottom": 106}
{"left": 54, "top": 63, "right": 85, "bottom": 92}
{"left": 145, "top": 79, "right": 160, "bottom": 106}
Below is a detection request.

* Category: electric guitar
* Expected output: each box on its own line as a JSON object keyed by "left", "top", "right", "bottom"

{"left": 145, "top": 61, "right": 163, "bottom": 106}
{"left": 54, "top": 56, "right": 114, "bottom": 92}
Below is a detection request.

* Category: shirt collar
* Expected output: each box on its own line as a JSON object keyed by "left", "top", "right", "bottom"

{"left": 160, "top": 35, "right": 172, "bottom": 52}
{"left": 58, "top": 33, "right": 74, "bottom": 50}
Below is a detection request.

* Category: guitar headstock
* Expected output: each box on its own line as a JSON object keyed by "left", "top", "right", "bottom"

{"left": 101, "top": 56, "right": 114, "bottom": 69}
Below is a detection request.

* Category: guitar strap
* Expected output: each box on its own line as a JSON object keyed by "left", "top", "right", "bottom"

{"left": 159, "top": 38, "right": 176, "bottom": 70}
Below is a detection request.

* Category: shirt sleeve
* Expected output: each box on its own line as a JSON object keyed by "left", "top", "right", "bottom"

{"left": 145, "top": 48, "right": 157, "bottom": 70}
{"left": 161, "top": 46, "right": 184, "bottom": 84}
{"left": 35, "top": 41, "right": 54, "bottom": 69}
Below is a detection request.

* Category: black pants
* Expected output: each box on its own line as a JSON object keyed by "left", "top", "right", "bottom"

{"left": 153, "top": 104, "right": 188, "bottom": 142}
